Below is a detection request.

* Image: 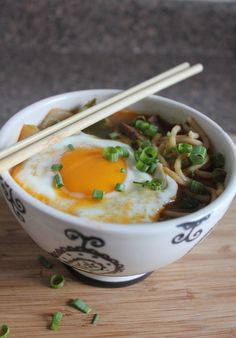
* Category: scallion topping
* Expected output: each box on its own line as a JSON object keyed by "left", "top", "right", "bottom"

{"left": 51, "top": 164, "right": 63, "bottom": 172}
{"left": 67, "top": 144, "right": 75, "bottom": 151}
{"left": 190, "top": 180, "right": 207, "bottom": 194}
{"left": 103, "top": 146, "right": 129, "bottom": 162}
{"left": 189, "top": 145, "right": 207, "bottom": 165}
{"left": 120, "top": 168, "right": 126, "bottom": 173}
{"left": 176, "top": 143, "right": 193, "bottom": 154}
{"left": 133, "top": 178, "right": 164, "bottom": 191}
{"left": 91, "top": 313, "right": 100, "bottom": 325}
{"left": 134, "top": 118, "right": 158, "bottom": 137}
{"left": 115, "top": 183, "right": 125, "bottom": 192}
{"left": 50, "top": 274, "right": 65, "bottom": 289}
{"left": 38, "top": 255, "right": 53, "bottom": 269}
{"left": 50, "top": 312, "right": 63, "bottom": 331}
{"left": 54, "top": 173, "right": 64, "bottom": 189}
{"left": 109, "top": 131, "right": 119, "bottom": 140}
{"left": 212, "top": 153, "right": 225, "bottom": 168}
{"left": 72, "top": 298, "right": 92, "bottom": 314}
{"left": 92, "top": 189, "right": 104, "bottom": 200}
{"left": 0, "top": 324, "right": 10, "bottom": 338}
{"left": 136, "top": 160, "right": 149, "bottom": 172}
{"left": 139, "top": 146, "right": 158, "bottom": 164}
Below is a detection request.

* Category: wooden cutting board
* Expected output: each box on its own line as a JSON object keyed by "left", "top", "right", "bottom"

{"left": 0, "top": 137, "right": 236, "bottom": 338}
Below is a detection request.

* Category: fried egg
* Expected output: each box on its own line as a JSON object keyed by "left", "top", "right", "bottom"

{"left": 12, "top": 133, "right": 178, "bottom": 224}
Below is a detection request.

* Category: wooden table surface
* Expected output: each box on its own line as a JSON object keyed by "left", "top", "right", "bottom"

{"left": 0, "top": 137, "right": 236, "bottom": 338}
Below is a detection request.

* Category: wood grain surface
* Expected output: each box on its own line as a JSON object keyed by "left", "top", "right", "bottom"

{"left": 0, "top": 137, "right": 236, "bottom": 338}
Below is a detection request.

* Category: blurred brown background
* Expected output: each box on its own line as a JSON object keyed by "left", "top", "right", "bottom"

{"left": 0, "top": 0, "right": 235, "bottom": 132}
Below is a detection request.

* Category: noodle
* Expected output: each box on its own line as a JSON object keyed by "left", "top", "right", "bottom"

{"left": 163, "top": 167, "right": 187, "bottom": 186}
{"left": 174, "top": 156, "right": 191, "bottom": 183}
{"left": 187, "top": 117, "right": 210, "bottom": 149}
{"left": 188, "top": 130, "right": 199, "bottom": 139}
{"left": 195, "top": 169, "right": 212, "bottom": 179}
{"left": 169, "top": 125, "right": 181, "bottom": 148}
{"left": 185, "top": 155, "right": 209, "bottom": 174}
{"left": 158, "top": 154, "right": 169, "bottom": 168}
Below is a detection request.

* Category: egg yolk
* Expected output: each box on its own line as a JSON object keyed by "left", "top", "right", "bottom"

{"left": 60, "top": 147, "right": 127, "bottom": 196}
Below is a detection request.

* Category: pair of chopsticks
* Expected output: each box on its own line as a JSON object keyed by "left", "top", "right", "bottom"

{"left": 0, "top": 62, "right": 203, "bottom": 173}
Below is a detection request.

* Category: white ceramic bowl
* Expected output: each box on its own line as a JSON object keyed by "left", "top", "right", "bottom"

{"left": 1, "top": 90, "right": 236, "bottom": 287}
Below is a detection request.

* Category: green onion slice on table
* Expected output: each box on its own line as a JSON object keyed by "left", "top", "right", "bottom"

{"left": 0, "top": 324, "right": 10, "bottom": 338}
{"left": 50, "top": 274, "right": 65, "bottom": 289}
{"left": 50, "top": 312, "right": 63, "bottom": 331}
{"left": 72, "top": 298, "right": 92, "bottom": 314}
{"left": 91, "top": 313, "right": 100, "bottom": 325}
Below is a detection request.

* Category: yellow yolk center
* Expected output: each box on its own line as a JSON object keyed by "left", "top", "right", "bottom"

{"left": 60, "top": 147, "right": 127, "bottom": 196}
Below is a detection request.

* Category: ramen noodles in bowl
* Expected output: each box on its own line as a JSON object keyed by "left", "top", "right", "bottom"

{"left": 0, "top": 90, "right": 235, "bottom": 286}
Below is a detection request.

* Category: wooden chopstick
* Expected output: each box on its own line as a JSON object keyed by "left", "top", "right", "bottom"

{"left": 0, "top": 63, "right": 203, "bottom": 172}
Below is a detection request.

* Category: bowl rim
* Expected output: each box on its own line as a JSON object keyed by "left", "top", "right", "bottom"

{"left": 1, "top": 89, "right": 236, "bottom": 234}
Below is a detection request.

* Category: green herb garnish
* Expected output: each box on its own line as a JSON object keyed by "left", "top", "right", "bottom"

{"left": 50, "top": 312, "right": 63, "bottom": 331}
{"left": 72, "top": 298, "right": 92, "bottom": 314}
{"left": 134, "top": 118, "right": 158, "bottom": 137}
{"left": 50, "top": 274, "right": 65, "bottom": 289}
{"left": 38, "top": 255, "right": 53, "bottom": 269}
{"left": 189, "top": 145, "right": 207, "bottom": 165}
{"left": 51, "top": 164, "right": 63, "bottom": 172}
{"left": 120, "top": 168, "right": 126, "bottom": 173}
{"left": 103, "top": 146, "right": 129, "bottom": 162}
{"left": 91, "top": 313, "right": 100, "bottom": 325}
{"left": 92, "top": 189, "right": 104, "bottom": 200}
{"left": 0, "top": 324, "right": 10, "bottom": 338}
{"left": 115, "top": 183, "right": 125, "bottom": 192}
{"left": 176, "top": 143, "right": 193, "bottom": 154}
{"left": 54, "top": 173, "right": 64, "bottom": 189}
{"left": 67, "top": 144, "right": 75, "bottom": 151}
{"left": 133, "top": 178, "right": 164, "bottom": 191}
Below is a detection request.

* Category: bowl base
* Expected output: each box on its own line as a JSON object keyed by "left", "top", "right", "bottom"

{"left": 65, "top": 265, "right": 152, "bottom": 288}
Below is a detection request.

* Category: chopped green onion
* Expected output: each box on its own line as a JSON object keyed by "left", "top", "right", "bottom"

{"left": 134, "top": 119, "right": 149, "bottom": 130}
{"left": 109, "top": 131, "right": 119, "bottom": 140}
{"left": 91, "top": 313, "right": 100, "bottom": 325}
{"left": 134, "top": 119, "right": 158, "bottom": 137}
{"left": 147, "top": 162, "right": 157, "bottom": 174}
{"left": 139, "top": 146, "right": 158, "bottom": 164}
{"left": 189, "top": 145, "right": 207, "bottom": 165}
{"left": 50, "top": 274, "right": 65, "bottom": 289}
{"left": 38, "top": 255, "right": 53, "bottom": 269}
{"left": 115, "top": 183, "right": 125, "bottom": 192}
{"left": 136, "top": 160, "right": 149, "bottom": 172}
{"left": 120, "top": 168, "right": 126, "bottom": 173}
{"left": 67, "top": 144, "right": 75, "bottom": 151}
{"left": 81, "top": 98, "right": 97, "bottom": 111}
{"left": 212, "top": 153, "right": 225, "bottom": 168}
{"left": 140, "top": 140, "right": 152, "bottom": 149}
{"left": 103, "top": 146, "right": 119, "bottom": 162}
{"left": 133, "top": 178, "right": 163, "bottom": 191}
{"left": 212, "top": 168, "right": 226, "bottom": 182}
{"left": 50, "top": 312, "right": 63, "bottom": 331}
{"left": 166, "top": 131, "right": 171, "bottom": 137}
{"left": 190, "top": 180, "right": 207, "bottom": 194}
{"left": 0, "top": 324, "right": 10, "bottom": 338}
{"left": 176, "top": 143, "right": 193, "bottom": 154}
{"left": 72, "top": 298, "right": 92, "bottom": 314}
{"left": 144, "top": 124, "right": 158, "bottom": 137}
{"left": 51, "top": 164, "right": 63, "bottom": 172}
{"left": 115, "top": 146, "right": 129, "bottom": 158}
{"left": 54, "top": 173, "right": 64, "bottom": 189}
{"left": 92, "top": 189, "right": 104, "bottom": 200}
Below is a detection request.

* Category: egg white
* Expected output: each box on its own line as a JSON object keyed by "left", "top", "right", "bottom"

{"left": 14, "top": 133, "right": 178, "bottom": 223}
